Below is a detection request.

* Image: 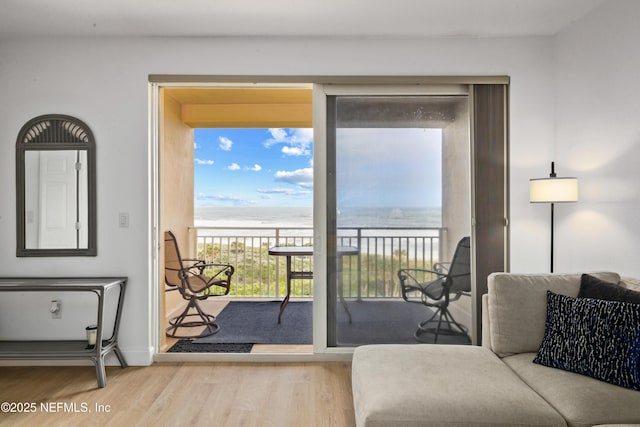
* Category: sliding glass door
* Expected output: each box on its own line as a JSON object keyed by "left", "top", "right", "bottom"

{"left": 318, "top": 88, "right": 472, "bottom": 348}
{"left": 150, "top": 77, "right": 507, "bottom": 359}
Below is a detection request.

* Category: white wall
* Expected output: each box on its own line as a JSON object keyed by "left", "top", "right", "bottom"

{"left": 0, "top": 35, "right": 557, "bottom": 364}
{"left": 552, "top": 0, "right": 640, "bottom": 278}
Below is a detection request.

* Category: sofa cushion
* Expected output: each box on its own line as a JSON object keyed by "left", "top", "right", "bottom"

{"left": 503, "top": 353, "right": 640, "bottom": 427}
{"left": 580, "top": 274, "right": 640, "bottom": 304}
{"left": 352, "top": 344, "right": 566, "bottom": 427}
{"left": 621, "top": 277, "right": 640, "bottom": 293}
{"left": 533, "top": 291, "right": 640, "bottom": 390}
{"left": 487, "top": 272, "right": 620, "bottom": 357}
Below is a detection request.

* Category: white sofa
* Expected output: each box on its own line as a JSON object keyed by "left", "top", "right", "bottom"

{"left": 351, "top": 272, "right": 640, "bottom": 427}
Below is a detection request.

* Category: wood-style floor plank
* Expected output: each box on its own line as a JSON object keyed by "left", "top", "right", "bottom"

{"left": 0, "top": 362, "right": 355, "bottom": 427}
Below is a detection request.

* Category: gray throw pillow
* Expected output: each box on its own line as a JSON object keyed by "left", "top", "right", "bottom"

{"left": 579, "top": 273, "right": 640, "bottom": 304}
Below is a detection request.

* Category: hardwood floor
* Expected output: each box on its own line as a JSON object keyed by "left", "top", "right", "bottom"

{"left": 0, "top": 362, "right": 355, "bottom": 426}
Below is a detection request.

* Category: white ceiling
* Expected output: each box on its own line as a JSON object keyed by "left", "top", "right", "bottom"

{"left": 1, "top": 0, "right": 606, "bottom": 39}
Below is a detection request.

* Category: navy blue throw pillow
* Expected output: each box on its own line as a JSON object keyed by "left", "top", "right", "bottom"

{"left": 579, "top": 274, "right": 640, "bottom": 304}
{"left": 533, "top": 291, "right": 640, "bottom": 390}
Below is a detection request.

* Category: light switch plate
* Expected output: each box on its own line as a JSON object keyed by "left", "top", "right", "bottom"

{"left": 118, "top": 212, "right": 129, "bottom": 228}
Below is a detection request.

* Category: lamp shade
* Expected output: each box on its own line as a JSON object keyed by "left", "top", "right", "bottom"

{"left": 530, "top": 177, "right": 578, "bottom": 203}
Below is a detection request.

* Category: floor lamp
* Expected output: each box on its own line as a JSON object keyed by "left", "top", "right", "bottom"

{"left": 530, "top": 162, "right": 578, "bottom": 273}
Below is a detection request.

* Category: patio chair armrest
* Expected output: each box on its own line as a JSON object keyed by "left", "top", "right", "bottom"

{"left": 182, "top": 258, "right": 205, "bottom": 264}
{"left": 433, "top": 262, "right": 451, "bottom": 273}
{"left": 180, "top": 263, "right": 235, "bottom": 294}
{"left": 398, "top": 268, "right": 447, "bottom": 300}
{"left": 181, "top": 262, "right": 234, "bottom": 276}
{"left": 398, "top": 268, "right": 447, "bottom": 282}
{"left": 181, "top": 258, "right": 206, "bottom": 273}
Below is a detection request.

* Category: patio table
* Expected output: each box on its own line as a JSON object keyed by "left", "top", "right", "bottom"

{"left": 268, "top": 246, "right": 359, "bottom": 323}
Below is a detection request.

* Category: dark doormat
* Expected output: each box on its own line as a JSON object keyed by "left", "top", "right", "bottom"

{"left": 167, "top": 340, "right": 253, "bottom": 353}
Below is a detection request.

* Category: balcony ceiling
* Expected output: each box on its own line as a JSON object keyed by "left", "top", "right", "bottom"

{"left": 165, "top": 87, "right": 313, "bottom": 128}
{"left": 1, "top": 0, "right": 605, "bottom": 39}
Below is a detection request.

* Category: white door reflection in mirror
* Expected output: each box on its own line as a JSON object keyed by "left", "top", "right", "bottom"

{"left": 24, "top": 150, "right": 88, "bottom": 249}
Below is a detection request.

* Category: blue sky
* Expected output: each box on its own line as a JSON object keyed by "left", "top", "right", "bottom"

{"left": 194, "top": 127, "right": 442, "bottom": 209}
{"left": 336, "top": 128, "right": 442, "bottom": 209}
{"left": 194, "top": 128, "right": 313, "bottom": 207}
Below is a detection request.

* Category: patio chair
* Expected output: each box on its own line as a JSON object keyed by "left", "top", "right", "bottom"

{"left": 398, "top": 236, "right": 471, "bottom": 343}
{"left": 164, "top": 230, "right": 234, "bottom": 338}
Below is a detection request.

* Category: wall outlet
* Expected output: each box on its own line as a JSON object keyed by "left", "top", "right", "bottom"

{"left": 51, "top": 300, "right": 62, "bottom": 319}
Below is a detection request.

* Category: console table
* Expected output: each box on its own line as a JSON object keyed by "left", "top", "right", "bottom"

{"left": 0, "top": 277, "right": 127, "bottom": 388}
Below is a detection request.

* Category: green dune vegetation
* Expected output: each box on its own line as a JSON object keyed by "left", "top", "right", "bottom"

{"left": 197, "top": 241, "right": 434, "bottom": 299}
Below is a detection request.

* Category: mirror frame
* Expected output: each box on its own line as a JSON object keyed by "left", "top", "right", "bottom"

{"left": 16, "top": 114, "right": 97, "bottom": 257}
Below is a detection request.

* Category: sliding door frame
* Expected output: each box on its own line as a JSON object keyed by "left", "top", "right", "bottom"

{"left": 150, "top": 75, "right": 509, "bottom": 361}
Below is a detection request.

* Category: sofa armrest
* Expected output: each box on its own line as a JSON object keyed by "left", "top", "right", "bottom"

{"left": 481, "top": 293, "right": 492, "bottom": 352}
{"left": 620, "top": 276, "right": 640, "bottom": 292}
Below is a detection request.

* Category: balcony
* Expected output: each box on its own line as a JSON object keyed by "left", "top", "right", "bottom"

{"left": 163, "top": 226, "right": 471, "bottom": 352}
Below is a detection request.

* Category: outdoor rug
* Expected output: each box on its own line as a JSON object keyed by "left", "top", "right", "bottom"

{"left": 194, "top": 301, "right": 312, "bottom": 345}
{"left": 188, "top": 299, "right": 469, "bottom": 347}
{"left": 335, "top": 300, "right": 470, "bottom": 346}
{"left": 167, "top": 341, "right": 253, "bottom": 353}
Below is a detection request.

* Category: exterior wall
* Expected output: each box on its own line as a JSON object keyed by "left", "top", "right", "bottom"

{"left": 159, "top": 90, "right": 195, "bottom": 347}
{"left": 161, "top": 92, "right": 195, "bottom": 255}
{"left": 442, "top": 99, "right": 472, "bottom": 260}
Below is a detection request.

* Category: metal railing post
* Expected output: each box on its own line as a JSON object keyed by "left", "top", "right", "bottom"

{"left": 356, "top": 227, "right": 362, "bottom": 301}
{"left": 274, "top": 227, "right": 281, "bottom": 299}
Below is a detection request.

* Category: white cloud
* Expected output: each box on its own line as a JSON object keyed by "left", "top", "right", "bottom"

{"left": 194, "top": 142, "right": 199, "bottom": 149}
{"left": 289, "top": 128, "right": 313, "bottom": 144}
{"left": 268, "top": 128, "right": 288, "bottom": 142}
{"left": 195, "top": 158, "right": 214, "bottom": 165}
{"left": 264, "top": 128, "right": 313, "bottom": 157}
{"left": 282, "top": 146, "right": 309, "bottom": 156}
{"left": 257, "top": 187, "right": 312, "bottom": 196}
{"left": 248, "top": 164, "right": 262, "bottom": 172}
{"left": 219, "top": 136, "right": 233, "bottom": 151}
{"left": 274, "top": 167, "right": 313, "bottom": 188}
{"left": 227, "top": 163, "right": 241, "bottom": 171}
{"left": 196, "top": 193, "right": 255, "bottom": 206}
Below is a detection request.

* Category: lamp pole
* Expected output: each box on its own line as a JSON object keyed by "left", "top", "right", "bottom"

{"left": 549, "top": 162, "right": 556, "bottom": 273}
{"left": 550, "top": 201, "right": 554, "bottom": 273}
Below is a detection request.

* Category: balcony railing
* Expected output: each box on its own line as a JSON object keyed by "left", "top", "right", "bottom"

{"left": 191, "top": 226, "right": 444, "bottom": 300}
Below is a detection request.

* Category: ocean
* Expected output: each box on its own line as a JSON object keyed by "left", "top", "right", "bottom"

{"left": 194, "top": 206, "right": 441, "bottom": 229}
{"left": 195, "top": 206, "right": 443, "bottom": 258}
{"left": 195, "top": 206, "right": 313, "bottom": 228}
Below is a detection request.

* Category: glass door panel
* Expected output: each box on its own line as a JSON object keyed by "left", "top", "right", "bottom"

{"left": 327, "top": 95, "right": 471, "bottom": 347}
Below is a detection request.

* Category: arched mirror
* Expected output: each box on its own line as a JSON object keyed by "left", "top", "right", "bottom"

{"left": 16, "top": 114, "right": 96, "bottom": 256}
